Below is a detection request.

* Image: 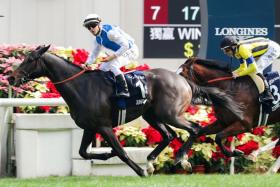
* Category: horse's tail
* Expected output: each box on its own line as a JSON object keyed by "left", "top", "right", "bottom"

{"left": 188, "top": 80, "right": 244, "bottom": 120}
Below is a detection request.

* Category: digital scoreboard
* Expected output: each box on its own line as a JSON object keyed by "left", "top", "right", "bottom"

{"left": 143, "top": 0, "right": 201, "bottom": 58}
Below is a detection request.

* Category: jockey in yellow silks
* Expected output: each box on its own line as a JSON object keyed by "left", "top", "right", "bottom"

{"left": 220, "top": 36, "right": 280, "bottom": 103}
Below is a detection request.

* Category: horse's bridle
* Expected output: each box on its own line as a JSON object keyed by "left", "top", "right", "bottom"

{"left": 14, "top": 57, "right": 46, "bottom": 84}
{"left": 17, "top": 69, "right": 33, "bottom": 84}
{"left": 15, "top": 57, "right": 87, "bottom": 85}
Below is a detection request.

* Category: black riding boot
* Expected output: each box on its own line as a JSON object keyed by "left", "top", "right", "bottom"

{"left": 115, "top": 74, "right": 130, "bottom": 98}
{"left": 257, "top": 73, "right": 274, "bottom": 103}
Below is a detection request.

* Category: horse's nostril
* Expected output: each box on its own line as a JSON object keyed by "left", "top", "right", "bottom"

{"left": 8, "top": 76, "right": 15, "bottom": 85}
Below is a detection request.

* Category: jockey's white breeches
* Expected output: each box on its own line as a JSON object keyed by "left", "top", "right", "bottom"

{"left": 99, "top": 44, "right": 139, "bottom": 76}
{"left": 257, "top": 41, "right": 280, "bottom": 73}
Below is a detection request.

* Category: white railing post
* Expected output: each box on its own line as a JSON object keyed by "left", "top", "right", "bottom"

{"left": 0, "top": 106, "right": 9, "bottom": 176}
{"left": 0, "top": 98, "right": 67, "bottom": 176}
{"left": 230, "top": 137, "right": 235, "bottom": 175}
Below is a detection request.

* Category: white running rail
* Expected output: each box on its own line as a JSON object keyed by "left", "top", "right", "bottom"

{"left": 0, "top": 98, "right": 67, "bottom": 176}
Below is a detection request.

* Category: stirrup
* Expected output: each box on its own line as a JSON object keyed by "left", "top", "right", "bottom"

{"left": 259, "top": 95, "right": 274, "bottom": 103}
{"left": 116, "top": 91, "right": 130, "bottom": 98}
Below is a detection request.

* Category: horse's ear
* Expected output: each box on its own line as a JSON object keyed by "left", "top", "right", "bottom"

{"left": 35, "top": 45, "right": 43, "bottom": 50}
{"left": 37, "top": 45, "right": 51, "bottom": 56}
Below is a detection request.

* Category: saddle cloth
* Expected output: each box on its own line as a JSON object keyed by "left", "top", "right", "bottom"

{"left": 266, "top": 71, "right": 280, "bottom": 111}
{"left": 105, "top": 70, "right": 148, "bottom": 108}
{"left": 104, "top": 71, "right": 148, "bottom": 125}
{"left": 120, "top": 71, "right": 148, "bottom": 108}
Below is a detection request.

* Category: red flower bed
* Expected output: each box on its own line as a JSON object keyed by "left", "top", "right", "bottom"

{"left": 72, "top": 49, "right": 89, "bottom": 66}
{"left": 272, "top": 145, "right": 280, "bottom": 158}
{"left": 236, "top": 140, "right": 259, "bottom": 155}
{"left": 141, "top": 126, "right": 162, "bottom": 145}
{"left": 252, "top": 126, "right": 266, "bottom": 136}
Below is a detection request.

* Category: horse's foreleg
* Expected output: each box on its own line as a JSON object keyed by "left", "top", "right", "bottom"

{"left": 146, "top": 124, "right": 176, "bottom": 175}
{"left": 79, "top": 129, "right": 116, "bottom": 160}
{"left": 143, "top": 113, "right": 177, "bottom": 174}
{"left": 163, "top": 115, "right": 201, "bottom": 171}
{"left": 174, "top": 135, "right": 194, "bottom": 171}
{"left": 215, "top": 121, "right": 247, "bottom": 157}
{"left": 98, "top": 126, "right": 145, "bottom": 177}
{"left": 143, "top": 113, "right": 176, "bottom": 161}
{"left": 175, "top": 121, "right": 224, "bottom": 169}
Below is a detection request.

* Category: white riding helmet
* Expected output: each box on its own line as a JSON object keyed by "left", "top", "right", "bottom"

{"left": 83, "top": 14, "right": 101, "bottom": 28}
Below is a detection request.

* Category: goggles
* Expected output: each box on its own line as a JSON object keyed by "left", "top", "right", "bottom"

{"left": 85, "top": 23, "right": 98, "bottom": 30}
{"left": 221, "top": 46, "right": 232, "bottom": 53}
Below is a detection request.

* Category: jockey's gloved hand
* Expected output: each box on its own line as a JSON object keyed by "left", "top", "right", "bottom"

{"left": 232, "top": 72, "right": 239, "bottom": 79}
{"left": 81, "top": 64, "right": 91, "bottom": 70}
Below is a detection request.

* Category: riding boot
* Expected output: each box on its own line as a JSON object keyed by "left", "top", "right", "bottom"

{"left": 115, "top": 74, "right": 130, "bottom": 98}
{"left": 257, "top": 73, "right": 274, "bottom": 103}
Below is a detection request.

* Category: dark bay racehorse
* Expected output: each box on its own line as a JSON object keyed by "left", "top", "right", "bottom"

{"left": 8, "top": 46, "right": 243, "bottom": 176}
{"left": 177, "top": 57, "right": 280, "bottom": 160}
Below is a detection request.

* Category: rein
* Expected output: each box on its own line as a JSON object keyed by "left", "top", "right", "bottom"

{"left": 53, "top": 69, "right": 86, "bottom": 85}
{"left": 207, "top": 76, "right": 234, "bottom": 83}
{"left": 22, "top": 69, "right": 87, "bottom": 85}
{"left": 188, "top": 58, "right": 234, "bottom": 84}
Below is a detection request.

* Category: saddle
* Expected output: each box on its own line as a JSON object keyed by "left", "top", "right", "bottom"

{"left": 265, "top": 71, "right": 280, "bottom": 112}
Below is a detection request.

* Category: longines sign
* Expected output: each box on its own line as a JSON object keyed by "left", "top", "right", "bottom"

{"left": 214, "top": 27, "right": 268, "bottom": 36}
{"left": 206, "top": 0, "right": 275, "bottom": 63}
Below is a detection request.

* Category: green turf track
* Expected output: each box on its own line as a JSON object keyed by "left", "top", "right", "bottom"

{"left": 0, "top": 174, "right": 280, "bottom": 187}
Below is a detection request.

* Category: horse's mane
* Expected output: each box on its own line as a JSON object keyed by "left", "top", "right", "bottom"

{"left": 189, "top": 58, "right": 231, "bottom": 72}
{"left": 50, "top": 53, "right": 82, "bottom": 69}
{"left": 46, "top": 53, "right": 105, "bottom": 76}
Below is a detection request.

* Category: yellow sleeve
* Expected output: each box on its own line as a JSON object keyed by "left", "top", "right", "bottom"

{"left": 233, "top": 62, "right": 247, "bottom": 74}
{"left": 238, "top": 44, "right": 252, "bottom": 59}
{"left": 237, "top": 62, "right": 257, "bottom": 77}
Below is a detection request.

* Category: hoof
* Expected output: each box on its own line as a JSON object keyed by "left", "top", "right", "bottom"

{"left": 174, "top": 156, "right": 184, "bottom": 166}
{"left": 146, "top": 161, "right": 155, "bottom": 176}
{"left": 139, "top": 169, "right": 147, "bottom": 177}
{"left": 181, "top": 159, "right": 192, "bottom": 172}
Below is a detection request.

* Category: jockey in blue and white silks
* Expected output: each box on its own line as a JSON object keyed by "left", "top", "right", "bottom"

{"left": 83, "top": 13, "right": 139, "bottom": 98}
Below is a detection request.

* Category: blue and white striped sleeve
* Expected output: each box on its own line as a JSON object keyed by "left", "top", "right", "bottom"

{"left": 107, "top": 29, "right": 130, "bottom": 57}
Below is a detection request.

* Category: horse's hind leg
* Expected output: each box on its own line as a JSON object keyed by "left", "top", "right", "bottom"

{"left": 142, "top": 112, "right": 177, "bottom": 174}
{"left": 79, "top": 129, "right": 117, "bottom": 160}
{"left": 98, "top": 126, "right": 145, "bottom": 177}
